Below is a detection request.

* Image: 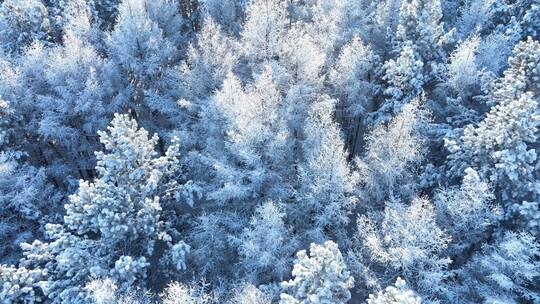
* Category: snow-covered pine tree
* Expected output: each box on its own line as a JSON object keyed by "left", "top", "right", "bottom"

{"left": 373, "top": 0, "right": 447, "bottom": 123}
{"left": 394, "top": 0, "right": 446, "bottom": 65}
{"left": 445, "top": 39, "right": 540, "bottom": 229}
{"left": 280, "top": 240, "right": 354, "bottom": 304}
{"left": 488, "top": 37, "right": 540, "bottom": 106}
{"left": 376, "top": 42, "right": 425, "bottom": 123}
{"left": 64, "top": 113, "right": 180, "bottom": 255}
{"left": 9, "top": 114, "right": 185, "bottom": 302}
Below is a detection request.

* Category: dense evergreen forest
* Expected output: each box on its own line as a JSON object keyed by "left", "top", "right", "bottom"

{"left": 1, "top": 0, "right": 540, "bottom": 303}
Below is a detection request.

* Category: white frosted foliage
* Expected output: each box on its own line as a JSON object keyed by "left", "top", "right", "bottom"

{"left": 367, "top": 278, "right": 422, "bottom": 304}
{"left": 280, "top": 241, "right": 354, "bottom": 304}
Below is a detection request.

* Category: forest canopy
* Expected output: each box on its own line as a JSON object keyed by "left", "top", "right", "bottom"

{"left": 0, "top": 0, "right": 540, "bottom": 303}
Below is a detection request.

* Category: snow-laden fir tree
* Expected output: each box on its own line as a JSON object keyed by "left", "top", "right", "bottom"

{"left": 198, "top": 0, "right": 246, "bottom": 34}
{"left": 0, "top": 7, "right": 112, "bottom": 187}
{"left": 0, "top": 97, "right": 62, "bottom": 265}
{"left": 37, "top": 24, "right": 110, "bottom": 183}
{"left": 0, "top": 155, "right": 60, "bottom": 265}
{"left": 329, "top": 35, "right": 380, "bottom": 116}
{"left": 280, "top": 240, "right": 354, "bottom": 304}
{"left": 85, "top": 277, "right": 218, "bottom": 304}
{"left": 278, "top": 25, "right": 326, "bottom": 88}
{"left": 186, "top": 211, "right": 246, "bottom": 284}
{"left": 160, "top": 281, "right": 218, "bottom": 304}
{"left": 442, "top": 35, "right": 485, "bottom": 130}
{"left": 303, "top": 0, "right": 370, "bottom": 56}
{"left": 174, "top": 17, "right": 240, "bottom": 201}
{"left": 447, "top": 36, "right": 482, "bottom": 100}
{"left": 452, "top": 0, "right": 506, "bottom": 40}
